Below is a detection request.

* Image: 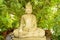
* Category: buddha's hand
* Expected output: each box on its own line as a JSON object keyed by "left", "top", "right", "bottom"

{"left": 19, "top": 29, "right": 23, "bottom": 32}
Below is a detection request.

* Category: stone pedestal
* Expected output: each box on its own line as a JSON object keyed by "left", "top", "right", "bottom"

{"left": 12, "top": 36, "right": 46, "bottom": 40}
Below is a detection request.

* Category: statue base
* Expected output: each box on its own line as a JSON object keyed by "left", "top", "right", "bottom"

{"left": 12, "top": 36, "right": 46, "bottom": 40}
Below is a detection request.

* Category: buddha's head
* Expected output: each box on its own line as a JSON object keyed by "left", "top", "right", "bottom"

{"left": 25, "top": 2, "right": 32, "bottom": 14}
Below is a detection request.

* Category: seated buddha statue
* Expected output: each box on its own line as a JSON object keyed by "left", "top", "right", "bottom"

{"left": 13, "top": 2, "right": 46, "bottom": 40}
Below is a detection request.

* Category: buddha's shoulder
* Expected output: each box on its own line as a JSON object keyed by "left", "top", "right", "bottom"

{"left": 21, "top": 14, "right": 26, "bottom": 17}
{"left": 31, "top": 14, "right": 36, "bottom": 17}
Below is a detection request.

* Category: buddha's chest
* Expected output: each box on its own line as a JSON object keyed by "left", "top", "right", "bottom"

{"left": 24, "top": 15, "right": 33, "bottom": 24}
{"left": 23, "top": 15, "right": 35, "bottom": 28}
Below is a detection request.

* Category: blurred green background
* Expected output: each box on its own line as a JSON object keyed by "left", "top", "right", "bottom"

{"left": 0, "top": 0, "right": 60, "bottom": 40}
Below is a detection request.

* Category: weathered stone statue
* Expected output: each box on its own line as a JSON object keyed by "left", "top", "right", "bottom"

{"left": 13, "top": 2, "right": 46, "bottom": 40}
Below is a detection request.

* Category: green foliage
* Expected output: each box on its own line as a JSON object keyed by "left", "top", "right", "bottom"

{"left": 0, "top": 35, "right": 4, "bottom": 40}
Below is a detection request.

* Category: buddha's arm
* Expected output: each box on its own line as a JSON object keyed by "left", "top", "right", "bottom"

{"left": 35, "top": 17, "right": 37, "bottom": 29}
{"left": 19, "top": 16, "right": 25, "bottom": 31}
{"left": 33, "top": 16, "right": 37, "bottom": 29}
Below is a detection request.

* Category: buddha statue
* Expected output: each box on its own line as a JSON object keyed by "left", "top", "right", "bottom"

{"left": 13, "top": 2, "right": 46, "bottom": 40}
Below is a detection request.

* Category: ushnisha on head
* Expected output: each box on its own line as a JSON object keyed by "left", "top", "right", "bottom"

{"left": 25, "top": 2, "right": 32, "bottom": 14}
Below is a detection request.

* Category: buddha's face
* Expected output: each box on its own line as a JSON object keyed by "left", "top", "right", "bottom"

{"left": 25, "top": 7, "right": 32, "bottom": 14}
{"left": 25, "top": 2, "right": 32, "bottom": 14}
